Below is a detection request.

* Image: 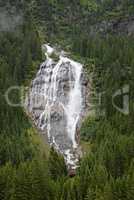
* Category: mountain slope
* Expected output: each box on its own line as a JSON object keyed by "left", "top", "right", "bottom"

{"left": 0, "top": 1, "right": 134, "bottom": 200}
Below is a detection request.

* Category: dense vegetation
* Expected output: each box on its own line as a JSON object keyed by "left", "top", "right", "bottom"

{"left": 0, "top": 0, "right": 134, "bottom": 199}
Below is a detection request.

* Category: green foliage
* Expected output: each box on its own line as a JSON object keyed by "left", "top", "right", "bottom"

{"left": 48, "top": 147, "right": 67, "bottom": 181}
{"left": 80, "top": 0, "right": 98, "bottom": 12}
{"left": 80, "top": 117, "right": 99, "bottom": 141}
{"left": 73, "top": 34, "right": 134, "bottom": 118}
{"left": 0, "top": 163, "right": 15, "bottom": 200}
{"left": 0, "top": 1, "right": 134, "bottom": 200}
{"left": 50, "top": 52, "right": 59, "bottom": 62}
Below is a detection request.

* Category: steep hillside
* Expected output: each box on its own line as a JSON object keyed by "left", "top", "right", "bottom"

{"left": 0, "top": 1, "right": 134, "bottom": 200}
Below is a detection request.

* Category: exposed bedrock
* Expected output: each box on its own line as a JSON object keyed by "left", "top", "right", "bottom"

{"left": 25, "top": 45, "right": 90, "bottom": 171}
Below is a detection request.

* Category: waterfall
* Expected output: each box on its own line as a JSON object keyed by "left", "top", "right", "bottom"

{"left": 26, "top": 44, "right": 83, "bottom": 169}
{"left": 65, "top": 58, "right": 82, "bottom": 149}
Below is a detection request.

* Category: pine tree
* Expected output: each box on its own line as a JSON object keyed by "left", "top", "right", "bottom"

{"left": 48, "top": 147, "right": 67, "bottom": 181}
{"left": 0, "top": 163, "right": 15, "bottom": 200}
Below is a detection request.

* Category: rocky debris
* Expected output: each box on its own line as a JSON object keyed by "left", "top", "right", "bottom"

{"left": 68, "top": 169, "right": 76, "bottom": 177}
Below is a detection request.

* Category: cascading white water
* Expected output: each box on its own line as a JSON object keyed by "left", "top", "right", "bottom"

{"left": 66, "top": 59, "right": 82, "bottom": 148}
{"left": 26, "top": 44, "right": 83, "bottom": 169}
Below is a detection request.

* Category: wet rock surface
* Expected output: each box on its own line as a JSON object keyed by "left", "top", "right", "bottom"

{"left": 25, "top": 45, "right": 87, "bottom": 170}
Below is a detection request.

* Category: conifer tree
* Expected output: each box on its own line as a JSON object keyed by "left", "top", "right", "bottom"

{"left": 48, "top": 147, "right": 67, "bottom": 181}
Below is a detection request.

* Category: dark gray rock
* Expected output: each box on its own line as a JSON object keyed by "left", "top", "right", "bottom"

{"left": 90, "top": 17, "right": 134, "bottom": 36}
{"left": 25, "top": 52, "right": 85, "bottom": 170}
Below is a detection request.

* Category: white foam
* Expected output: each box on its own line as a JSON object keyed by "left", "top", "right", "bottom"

{"left": 29, "top": 44, "right": 83, "bottom": 168}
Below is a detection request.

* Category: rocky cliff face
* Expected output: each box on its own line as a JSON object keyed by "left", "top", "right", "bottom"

{"left": 90, "top": 17, "right": 134, "bottom": 36}
{"left": 25, "top": 45, "right": 88, "bottom": 170}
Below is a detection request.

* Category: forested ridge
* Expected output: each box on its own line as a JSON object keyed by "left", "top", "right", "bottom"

{"left": 0, "top": 0, "right": 134, "bottom": 199}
